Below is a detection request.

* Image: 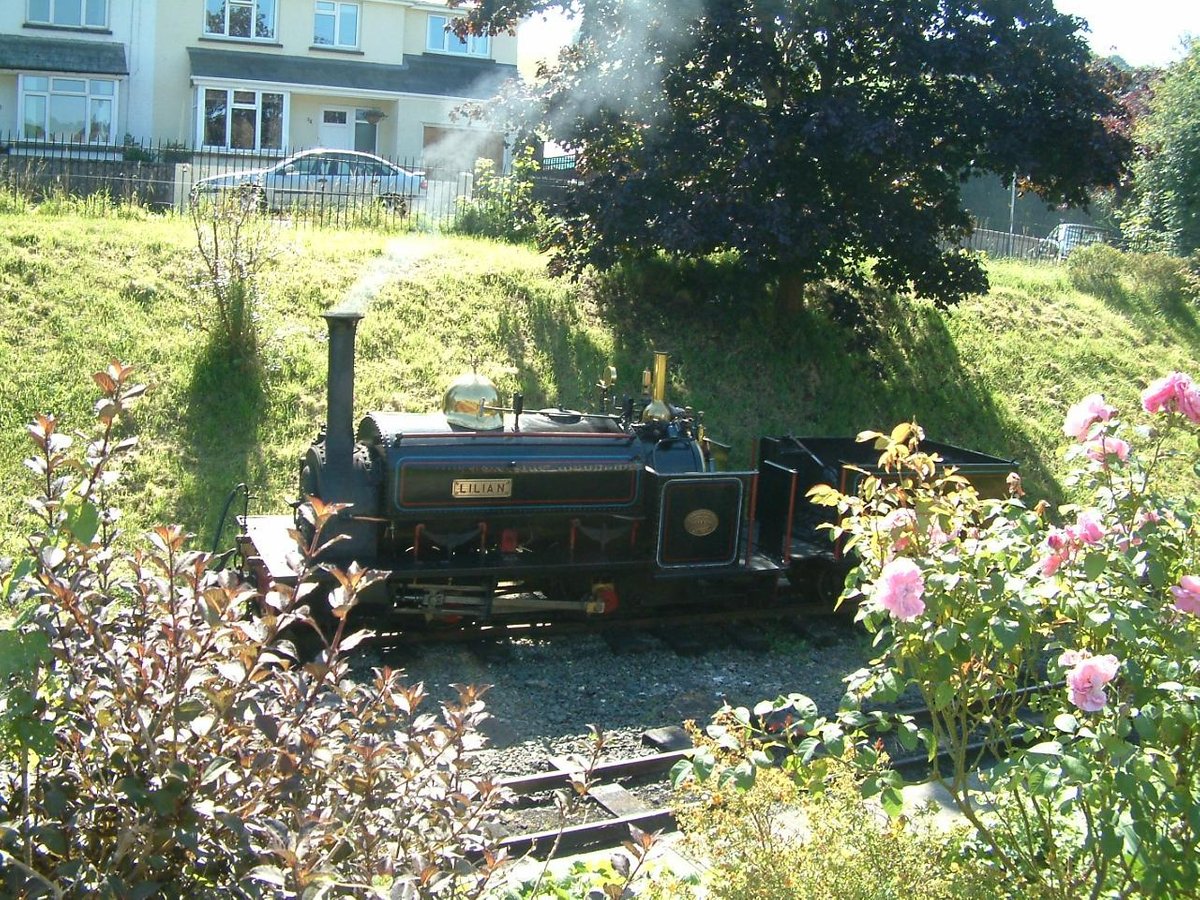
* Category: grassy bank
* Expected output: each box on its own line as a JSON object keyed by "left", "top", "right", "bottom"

{"left": 1, "top": 209, "right": 1197, "bottom": 556}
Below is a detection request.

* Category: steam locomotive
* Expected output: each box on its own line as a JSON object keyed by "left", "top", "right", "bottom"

{"left": 238, "top": 308, "right": 1015, "bottom": 627}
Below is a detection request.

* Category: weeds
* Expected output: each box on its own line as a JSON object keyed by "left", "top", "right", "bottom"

{"left": 190, "top": 189, "right": 279, "bottom": 359}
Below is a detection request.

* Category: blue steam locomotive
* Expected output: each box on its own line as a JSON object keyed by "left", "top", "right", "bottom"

{"left": 237, "top": 308, "right": 1014, "bottom": 626}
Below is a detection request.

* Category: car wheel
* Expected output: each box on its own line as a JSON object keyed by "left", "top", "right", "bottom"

{"left": 235, "top": 183, "right": 266, "bottom": 214}
{"left": 381, "top": 193, "right": 408, "bottom": 216}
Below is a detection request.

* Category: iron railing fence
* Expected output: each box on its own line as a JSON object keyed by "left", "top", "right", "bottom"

{"left": 961, "top": 226, "right": 1050, "bottom": 260}
{"left": 0, "top": 137, "right": 1070, "bottom": 256}
{"left": 0, "top": 134, "right": 510, "bottom": 229}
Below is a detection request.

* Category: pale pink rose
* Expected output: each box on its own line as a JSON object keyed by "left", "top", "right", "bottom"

{"left": 874, "top": 558, "right": 925, "bottom": 621}
{"left": 881, "top": 507, "right": 917, "bottom": 531}
{"left": 1072, "top": 510, "right": 1106, "bottom": 545}
{"left": 1135, "top": 508, "right": 1161, "bottom": 528}
{"left": 1065, "top": 653, "right": 1120, "bottom": 712}
{"left": 1058, "top": 649, "right": 1083, "bottom": 668}
{"left": 1041, "top": 527, "right": 1072, "bottom": 576}
{"left": 928, "top": 522, "right": 951, "bottom": 547}
{"left": 1142, "top": 372, "right": 1200, "bottom": 423}
{"left": 1171, "top": 575, "right": 1200, "bottom": 616}
{"left": 1083, "top": 436, "right": 1130, "bottom": 464}
{"left": 1181, "top": 385, "right": 1200, "bottom": 424}
{"left": 1064, "top": 393, "right": 1117, "bottom": 441}
{"left": 1041, "top": 552, "right": 1065, "bottom": 577}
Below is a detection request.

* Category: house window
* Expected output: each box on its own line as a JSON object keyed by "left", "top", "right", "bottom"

{"left": 314, "top": 1, "right": 358, "bottom": 48}
{"left": 426, "top": 14, "right": 489, "bottom": 57}
{"left": 204, "top": 0, "right": 276, "bottom": 41}
{"left": 27, "top": 0, "right": 107, "bottom": 28}
{"left": 202, "top": 88, "right": 284, "bottom": 150}
{"left": 20, "top": 75, "right": 116, "bottom": 143}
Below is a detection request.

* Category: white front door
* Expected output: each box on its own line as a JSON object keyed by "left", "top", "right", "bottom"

{"left": 318, "top": 108, "right": 352, "bottom": 149}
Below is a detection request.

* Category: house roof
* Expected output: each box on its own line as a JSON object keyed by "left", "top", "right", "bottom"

{"left": 0, "top": 34, "right": 128, "bottom": 76}
{"left": 187, "top": 47, "right": 516, "bottom": 99}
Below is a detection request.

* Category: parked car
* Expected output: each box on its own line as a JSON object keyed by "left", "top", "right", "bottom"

{"left": 1029, "top": 223, "right": 1113, "bottom": 260}
{"left": 192, "top": 149, "right": 427, "bottom": 214}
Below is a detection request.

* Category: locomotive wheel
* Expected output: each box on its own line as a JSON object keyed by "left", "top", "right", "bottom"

{"left": 790, "top": 559, "right": 849, "bottom": 608}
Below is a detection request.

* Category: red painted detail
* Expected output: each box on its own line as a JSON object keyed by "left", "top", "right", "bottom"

{"left": 594, "top": 584, "right": 619, "bottom": 614}
{"left": 479, "top": 521, "right": 488, "bottom": 552}
{"left": 501, "top": 528, "right": 519, "bottom": 553}
{"left": 413, "top": 523, "right": 424, "bottom": 561}
{"left": 569, "top": 519, "right": 579, "bottom": 562}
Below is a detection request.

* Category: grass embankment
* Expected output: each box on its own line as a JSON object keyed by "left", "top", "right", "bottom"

{"left": 1, "top": 210, "right": 1197, "bottom": 557}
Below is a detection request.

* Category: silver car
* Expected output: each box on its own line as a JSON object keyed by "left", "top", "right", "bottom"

{"left": 1030, "top": 223, "right": 1112, "bottom": 260}
{"left": 193, "top": 148, "right": 427, "bottom": 214}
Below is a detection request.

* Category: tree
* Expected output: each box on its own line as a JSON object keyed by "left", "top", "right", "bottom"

{"left": 454, "top": 0, "right": 1128, "bottom": 305}
{"left": 1122, "top": 41, "right": 1200, "bottom": 254}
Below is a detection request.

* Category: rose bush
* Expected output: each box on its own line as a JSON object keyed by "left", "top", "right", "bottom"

{"left": 803, "top": 374, "right": 1200, "bottom": 897}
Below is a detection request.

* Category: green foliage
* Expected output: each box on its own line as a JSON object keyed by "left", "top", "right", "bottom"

{"left": 190, "top": 189, "right": 279, "bottom": 360}
{"left": 0, "top": 365, "right": 509, "bottom": 897}
{"left": 33, "top": 187, "right": 151, "bottom": 220}
{"left": 1123, "top": 40, "right": 1200, "bottom": 254}
{"left": 821, "top": 385, "right": 1200, "bottom": 896}
{"left": 450, "top": 148, "right": 544, "bottom": 244}
{"left": 670, "top": 706, "right": 1000, "bottom": 900}
{"left": 464, "top": 0, "right": 1127, "bottom": 306}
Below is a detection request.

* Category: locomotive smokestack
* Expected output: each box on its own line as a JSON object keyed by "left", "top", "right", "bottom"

{"left": 324, "top": 309, "right": 364, "bottom": 478}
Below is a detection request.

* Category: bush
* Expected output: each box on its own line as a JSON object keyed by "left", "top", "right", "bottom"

{"left": 1065, "top": 243, "right": 1125, "bottom": 300}
{"left": 450, "top": 149, "right": 544, "bottom": 244}
{"left": 809, "top": 374, "right": 1200, "bottom": 896}
{"left": 671, "top": 707, "right": 1000, "bottom": 900}
{"left": 0, "top": 363, "right": 509, "bottom": 898}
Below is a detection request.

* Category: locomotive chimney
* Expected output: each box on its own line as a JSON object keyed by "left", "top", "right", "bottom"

{"left": 324, "top": 309, "right": 364, "bottom": 478}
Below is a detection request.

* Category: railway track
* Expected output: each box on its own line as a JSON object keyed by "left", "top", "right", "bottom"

{"left": 356, "top": 593, "right": 848, "bottom": 648}
{"left": 489, "top": 680, "right": 1063, "bottom": 860}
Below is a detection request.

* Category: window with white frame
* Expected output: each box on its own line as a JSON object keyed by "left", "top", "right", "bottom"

{"left": 426, "top": 14, "right": 489, "bottom": 57}
{"left": 204, "top": 0, "right": 276, "bottom": 41}
{"left": 20, "top": 75, "right": 116, "bottom": 143}
{"left": 314, "top": 1, "right": 359, "bottom": 48}
{"left": 27, "top": 0, "right": 107, "bottom": 28}
{"left": 202, "top": 88, "right": 284, "bottom": 150}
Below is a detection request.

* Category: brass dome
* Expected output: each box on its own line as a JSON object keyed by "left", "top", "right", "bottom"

{"left": 443, "top": 372, "right": 503, "bottom": 430}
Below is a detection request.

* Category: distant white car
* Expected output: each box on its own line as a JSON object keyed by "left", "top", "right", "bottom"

{"left": 192, "top": 148, "right": 427, "bottom": 214}
{"left": 1030, "top": 223, "right": 1112, "bottom": 260}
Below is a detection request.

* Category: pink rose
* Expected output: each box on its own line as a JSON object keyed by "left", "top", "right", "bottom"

{"left": 1171, "top": 575, "right": 1200, "bottom": 616}
{"left": 1064, "top": 393, "right": 1117, "bottom": 441}
{"left": 874, "top": 558, "right": 925, "bottom": 621}
{"left": 1142, "top": 372, "right": 1200, "bottom": 423}
{"left": 1072, "top": 510, "right": 1106, "bottom": 545}
{"left": 1063, "top": 652, "right": 1120, "bottom": 712}
{"left": 1058, "top": 649, "right": 1083, "bottom": 668}
{"left": 881, "top": 507, "right": 917, "bottom": 531}
{"left": 1135, "top": 508, "right": 1161, "bottom": 528}
{"left": 1084, "top": 436, "right": 1130, "bottom": 464}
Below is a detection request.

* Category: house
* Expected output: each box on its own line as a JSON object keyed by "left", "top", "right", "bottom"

{"left": 0, "top": 0, "right": 517, "bottom": 173}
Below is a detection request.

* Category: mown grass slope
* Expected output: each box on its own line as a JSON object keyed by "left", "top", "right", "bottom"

{"left": 1, "top": 210, "right": 1197, "bottom": 556}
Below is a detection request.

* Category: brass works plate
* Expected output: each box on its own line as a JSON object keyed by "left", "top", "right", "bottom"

{"left": 683, "top": 508, "right": 719, "bottom": 537}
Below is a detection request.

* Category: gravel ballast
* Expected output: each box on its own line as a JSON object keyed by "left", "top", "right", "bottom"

{"left": 362, "top": 621, "right": 875, "bottom": 778}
